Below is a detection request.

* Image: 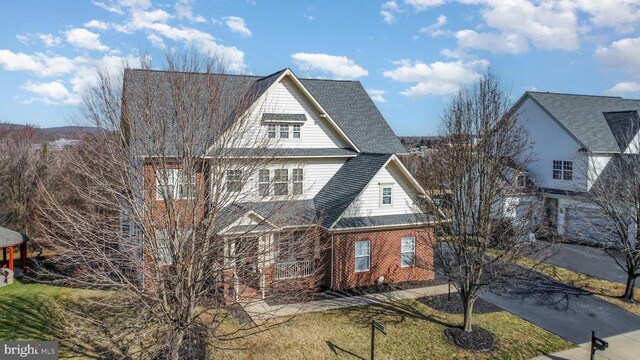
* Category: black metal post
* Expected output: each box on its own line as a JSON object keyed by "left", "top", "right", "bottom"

{"left": 591, "top": 330, "right": 595, "bottom": 360}
{"left": 371, "top": 320, "right": 375, "bottom": 360}
{"left": 448, "top": 279, "right": 451, "bottom": 300}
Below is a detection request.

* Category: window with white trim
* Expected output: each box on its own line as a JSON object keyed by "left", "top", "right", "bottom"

{"left": 258, "top": 169, "right": 270, "bottom": 196}
{"left": 156, "top": 169, "right": 195, "bottom": 200}
{"left": 155, "top": 230, "right": 173, "bottom": 265}
{"left": 274, "top": 169, "right": 289, "bottom": 196}
{"left": 517, "top": 174, "right": 527, "bottom": 187}
{"left": 552, "top": 160, "right": 573, "bottom": 180}
{"left": 401, "top": 237, "right": 415, "bottom": 267}
{"left": 380, "top": 185, "right": 392, "bottom": 206}
{"left": 355, "top": 240, "right": 370, "bottom": 272}
{"left": 292, "top": 124, "right": 301, "bottom": 139}
{"left": 292, "top": 168, "right": 304, "bottom": 195}
{"left": 279, "top": 124, "right": 290, "bottom": 139}
{"left": 267, "top": 124, "right": 276, "bottom": 139}
{"left": 226, "top": 169, "right": 243, "bottom": 192}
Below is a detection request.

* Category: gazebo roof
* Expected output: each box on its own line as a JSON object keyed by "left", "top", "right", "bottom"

{"left": 0, "top": 226, "right": 28, "bottom": 248}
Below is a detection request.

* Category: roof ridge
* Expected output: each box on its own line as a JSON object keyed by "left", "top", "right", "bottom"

{"left": 527, "top": 91, "right": 626, "bottom": 100}
{"left": 124, "top": 67, "right": 261, "bottom": 79}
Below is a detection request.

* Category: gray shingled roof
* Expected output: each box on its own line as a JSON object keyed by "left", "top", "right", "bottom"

{"left": 262, "top": 113, "right": 307, "bottom": 122}
{"left": 590, "top": 153, "right": 640, "bottom": 194}
{"left": 123, "top": 68, "right": 405, "bottom": 156}
{"left": 0, "top": 226, "right": 28, "bottom": 247}
{"left": 604, "top": 111, "right": 640, "bottom": 152}
{"left": 334, "top": 214, "right": 435, "bottom": 229}
{"left": 207, "top": 148, "right": 357, "bottom": 158}
{"left": 314, "top": 154, "right": 392, "bottom": 228}
{"left": 524, "top": 92, "right": 640, "bottom": 153}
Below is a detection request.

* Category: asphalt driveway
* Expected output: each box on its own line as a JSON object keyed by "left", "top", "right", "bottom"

{"left": 535, "top": 241, "right": 634, "bottom": 286}
{"left": 481, "top": 268, "right": 640, "bottom": 344}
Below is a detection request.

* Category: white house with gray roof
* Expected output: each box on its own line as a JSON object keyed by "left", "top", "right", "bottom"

{"left": 511, "top": 91, "right": 640, "bottom": 241}
{"left": 123, "top": 68, "right": 439, "bottom": 298}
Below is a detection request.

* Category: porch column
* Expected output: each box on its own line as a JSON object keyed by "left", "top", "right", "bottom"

{"left": 8, "top": 246, "right": 14, "bottom": 271}
{"left": 20, "top": 243, "right": 27, "bottom": 270}
{"left": 2, "top": 248, "right": 5, "bottom": 263}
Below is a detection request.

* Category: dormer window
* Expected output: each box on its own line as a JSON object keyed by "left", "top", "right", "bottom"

{"left": 293, "top": 124, "right": 301, "bottom": 139}
{"left": 267, "top": 124, "right": 276, "bottom": 139}
{"left": 262, "top": 113, "right": 305, "bottom": 140}
{"left": 279, "top": 124, "right": 290, "bottom": 139}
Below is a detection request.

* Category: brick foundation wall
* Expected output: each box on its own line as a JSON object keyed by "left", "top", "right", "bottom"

{"left": 331, "top": 227, "right": 434, "bottom": 290}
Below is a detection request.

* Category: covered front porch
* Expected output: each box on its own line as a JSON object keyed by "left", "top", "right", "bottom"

{"left": 224, "top": 230, "right": 325, "bottom": 302}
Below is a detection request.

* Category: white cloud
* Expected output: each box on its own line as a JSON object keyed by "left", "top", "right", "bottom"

{"left": 15, "top": 33, "right": 62, "bottom": 47}
{"left": 21, "top": 80, "right": 80, "bottom": 105}
{"left": 291, "top": 53, "right": 368, "bottom": 80}
{"left": 174, "top": 0, "right": 206, "bottom": 22}
{"left": 605, "top": 82, "right": 640, "bottom": 96}
{"left": 147, "top": 34, "right": 166, "bottom": 49}
{"left": 595, "top": 37, "right": 640, "bottom": 77}
{"left": 420, "top": 14, "right": 448, "bottom": 37}
{"left": 367, "top": 89, "right": 387, "bottom": 103}
{"left": 65, "top": 28, "right": 110, "bottom": 52}
{"left": 456, "top": 30, "right": 529, "bottom": 54}
{"left": 383, "top": 58, "right": 489, "bottom": 97}
{"left": 575, "top": 0, "right": 640, "bottom": 33}
{"left": 380, "top": 1, "right": 400, "bottom": 24}
{"left": 404, "top": 0, "right": 444, "bottom": 12}
{"left": 0, "top": 50, "right": 76, "bottom": 76}
{"left": 85, "top": 20, "right": 110, "bottom": 30}
{"left": 224, "top": 16, "right": 252, "bottom": 37}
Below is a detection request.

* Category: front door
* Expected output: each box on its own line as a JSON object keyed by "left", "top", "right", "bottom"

{"left": 237, "top": 236, "right": 260, "bottom": 289}
{"left": 544, "top": 197, "right": 558, "bottom": 237}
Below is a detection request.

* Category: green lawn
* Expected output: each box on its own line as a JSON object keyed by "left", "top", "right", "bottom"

{"left": 1, "top": 279, "right": 572, "bottom": 359}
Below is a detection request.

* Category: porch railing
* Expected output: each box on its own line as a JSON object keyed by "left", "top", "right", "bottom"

{"left": 274, "top": 260, "right": 315, "bottom": 280}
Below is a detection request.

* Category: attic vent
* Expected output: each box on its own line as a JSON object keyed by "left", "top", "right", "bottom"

{"left": 262, "top": 113, "right": 307, "bottom": 122}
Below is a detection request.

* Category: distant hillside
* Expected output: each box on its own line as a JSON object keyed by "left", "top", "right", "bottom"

{"left": 0, "top": 124, "right": 101, "bottom": 141}
{"left": 398, "top": 136, "right": 441, "bottom": 148}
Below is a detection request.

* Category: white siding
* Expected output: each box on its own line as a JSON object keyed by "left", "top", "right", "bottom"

{"left": 216, "top": 158, "right": 347, "bottom": 203}
{"left": 516, "top": 98, "right": 587, "bottom": 192}
{"left": 341, "top": 161, "right": 421, "bottom": 217}
{"left": 232, "top": 77, "right": 351, "bottom": 149}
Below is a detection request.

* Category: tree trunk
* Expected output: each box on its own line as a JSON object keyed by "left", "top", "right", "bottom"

{"left": 462, "top": 297, "right": 475, "bottom": 332}
{"left": 167, "top": 329, "right": 185, "bottom": 360}
{"left": 624, "top": 273, "right": 636, "bottom": 300}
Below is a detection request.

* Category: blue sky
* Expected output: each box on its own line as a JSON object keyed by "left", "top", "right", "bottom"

{"left": 1, "top": 0, "right": 639, "bottom": 135}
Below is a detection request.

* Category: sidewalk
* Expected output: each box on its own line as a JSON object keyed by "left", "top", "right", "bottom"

{"left": 243, "top": 283, "right": 451, "bottom": 325}
{"left": 532, "top": 330, "right": 640, "bottom": 360}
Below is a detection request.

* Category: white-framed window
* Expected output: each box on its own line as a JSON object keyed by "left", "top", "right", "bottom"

{"left": 156, "top": 169, "right": 195, "bottom": 200}
{"left": 279, "top": 124, "right": 290, "bottom": 139}
{"left": 552, "top": 160, "right": 573, "bottom": 180}
{"left": 292, "top": 124, "right": 301, "bottom": 139}
{"left": 401, "top": 237, "right": 415, "bottom": 267}
{"left": 355, "top": 240, "right": 370, "bottom": 272}
{"left": 380, "top": 185, "right": 392, "bottom": 206}
{"left": 517, "top": 174, "right": 527, "bottom": 187}
{"left": 155, "top": 230, "right": 173, "bottom": 265}
{"left": 292, "top": 168, "right": 304, "bottom": 195}
{"left": 226, "top": 169, "right": 243, "bottom": 192}
{"left": 274, "top": 169, "right": 289, "bottom": 196}
{"left": 267, "top": 124, "right": 276, "bottom": 139}
{"left": 258, "top": 169, "right": 270, "bottom": 196}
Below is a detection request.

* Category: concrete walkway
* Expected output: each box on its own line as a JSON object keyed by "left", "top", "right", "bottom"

{"left": 243, "top": 283, "right": 451, "bottom": 325}
{"left": 532, "top": 329, "right": 640, "bottom": 360}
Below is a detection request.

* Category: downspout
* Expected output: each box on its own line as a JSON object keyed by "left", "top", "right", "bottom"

{"left": 330, "top": 233, "right": 334, "bottom": 290}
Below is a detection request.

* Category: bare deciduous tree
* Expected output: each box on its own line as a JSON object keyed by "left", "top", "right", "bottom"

{"left": 36, "top": 53, "right": 324, "bottom": 359}
{"left": 423, "top": 71, "right": 540, "bottom": 333}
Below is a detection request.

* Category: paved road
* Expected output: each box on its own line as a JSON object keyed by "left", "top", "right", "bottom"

{"left": 536, "top": 241, "right": 634, "bottom": 286}
{"left": 481, "top": 268, "right": 640, "bottom": 344}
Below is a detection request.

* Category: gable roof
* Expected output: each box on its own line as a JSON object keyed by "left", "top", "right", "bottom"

{"left": 123, "top": 68, "right": 405, "bottom": 156}
{"left": 314, "top": 153, "right": 393, "bottom": 228}
{"left": 0, "top": 226, "right": 28, "bottom": 248}
{"left": 517, "top": 91, "right": 640, "bottom": 153}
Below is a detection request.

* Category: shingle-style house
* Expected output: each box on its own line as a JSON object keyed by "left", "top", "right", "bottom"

{"left": 122, "top": 68, "right": 438, "bottom": 299}
{"left": 511, "top": 91, "right": 640, "bottom": 241}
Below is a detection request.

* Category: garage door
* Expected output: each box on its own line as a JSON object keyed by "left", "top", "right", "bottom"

{"left": 564, "top": 207, "right": 616, "bottom": 244}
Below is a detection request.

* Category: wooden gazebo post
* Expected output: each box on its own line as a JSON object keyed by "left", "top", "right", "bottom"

{"left": 20, "top": 243, "right": 27, "bottom": 270}
{"left": 8, "top": 246, "right": 14, "bottom": 271}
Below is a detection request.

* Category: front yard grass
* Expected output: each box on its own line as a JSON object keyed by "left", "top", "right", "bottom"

{"left": 211, "top": 297, "right": 571, "bottom": 359}
{"left": 1, "top": 279, "right": 572, "bottom": 359}
{"left": 519, "top": 257, "right": 640, "bottom": 316}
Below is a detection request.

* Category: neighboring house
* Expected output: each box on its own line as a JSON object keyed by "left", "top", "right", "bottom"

{"left": 122, "top": 68, "right": 439, "bottom": 299}
{"left": 511, "top": 91, "right": 640, "bottom": 241}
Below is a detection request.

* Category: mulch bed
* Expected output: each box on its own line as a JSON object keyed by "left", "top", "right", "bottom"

{"left": 264, "top": 279, "right": 444, "bottom": 306}
{"left": 444, "top": 326, "right": 494, "bottom": 351}
{"left": 418, "top": 293, "right": 501, "bottom": 315}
